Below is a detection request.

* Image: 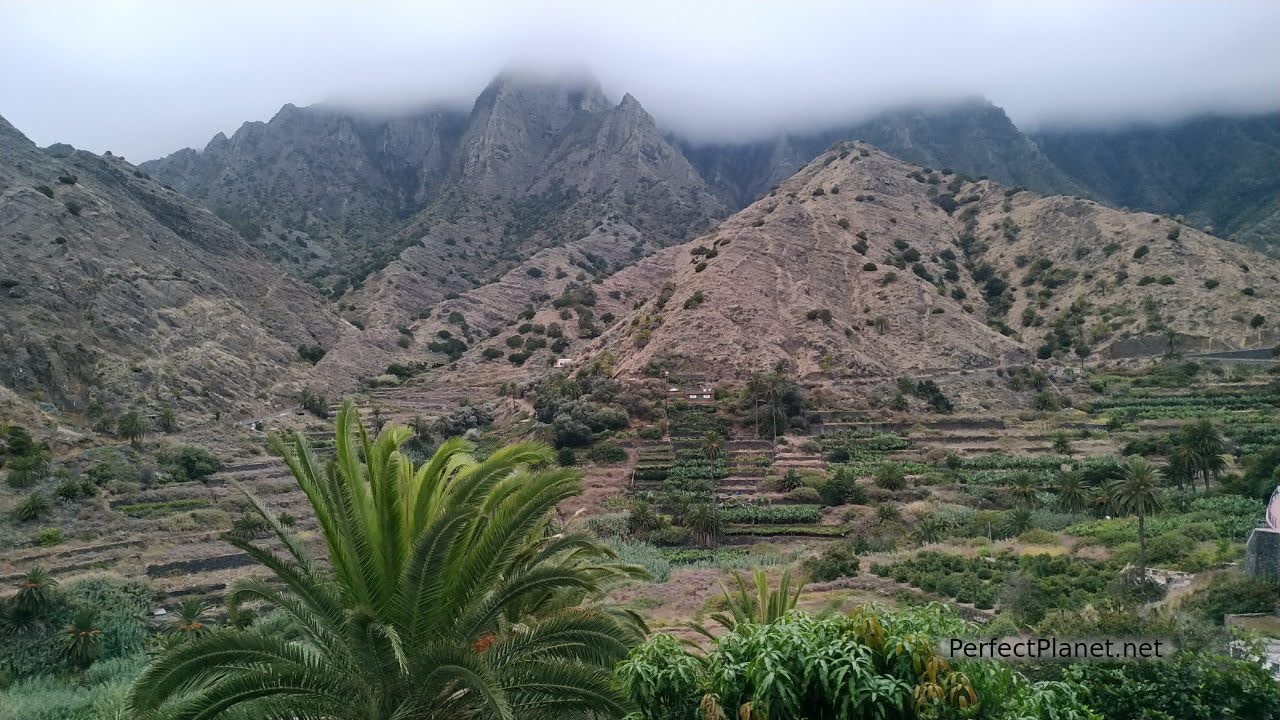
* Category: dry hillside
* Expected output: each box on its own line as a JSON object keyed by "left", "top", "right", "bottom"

{"left": 0, "top": 116, "right": 377, "bottom": 421}
{"left": 573, "top": 141, "right": 1279, "bottom": 381}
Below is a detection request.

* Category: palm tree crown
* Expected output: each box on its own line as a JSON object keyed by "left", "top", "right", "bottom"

{"left": 1107, "top": 455, "right": 1164, "bottom": 569}
{"left": 129, "top": 402, "right": 643, "bottom": 720}
{"left": 1007, "top": 471, "right": 1040, "bottom": 509}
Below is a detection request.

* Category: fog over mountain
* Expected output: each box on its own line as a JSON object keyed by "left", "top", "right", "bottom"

{"left": 3, "top": 1, "right": 1278, "bottom": 160}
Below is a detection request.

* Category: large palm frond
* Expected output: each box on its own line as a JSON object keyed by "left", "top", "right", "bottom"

{"left": 130, "top": 401, "right": 642, "bottom": 720}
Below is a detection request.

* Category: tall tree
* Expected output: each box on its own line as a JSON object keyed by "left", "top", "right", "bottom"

{"left": 701, "top": 430, "right": 724, "bottom": 461}
{"left": 129, "top": 403, "right": 643, "bottom": 720}
{"left": 1107, "top": 456, "right": 1164, "bottom": 569}
{"left": 1162, "top": 443, "right": 1198, "bottom": 490}
{"left": 1180, "top": 419, "right": 1225, "bottom": 490}
{"left": 744, "top": 363, "right": 799, "bottom": 441}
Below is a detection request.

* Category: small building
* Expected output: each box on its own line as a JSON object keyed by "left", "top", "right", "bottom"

{"left": 669, "top": 385, "right": 714, "bottom": 404}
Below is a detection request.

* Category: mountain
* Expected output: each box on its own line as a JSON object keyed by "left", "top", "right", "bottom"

{"left": 0, "top": 115, "right": 377, "bottom": 419}
{"left": 144, "top": 74, "right": 726, "bottom": 363}
{"left": 144, "top": 75, "right": 725, "bottom": 295}
{"left": 1033, "top": 113, "right": 1280, "bottom": 250}
{"left": 141, "top": 103, "right": 470, "bottom": 285}
{"left": 574, "top": 141, "right": 1279, "bottom": 381}
{"left": 324, "top": 76, "right": 727, "bottom": 361}
{"left": 677, "top": 99, "right": 1083, "bottom": 208}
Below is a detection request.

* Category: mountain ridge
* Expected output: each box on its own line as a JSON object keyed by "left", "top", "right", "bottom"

{"left": 0, "top": 115, "right": 381, "bottom": 419}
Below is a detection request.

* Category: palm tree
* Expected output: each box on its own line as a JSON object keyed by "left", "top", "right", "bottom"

{"left": 1054, "top": 472, "right": 1088, "bottom": 513}
{"left": 169, "top": 598, "right": 213, "bottom": 641}
{"left": 744, "top": 365, "right": 795, "bottom": 441}
{"left": 11, "top": 566, "right": 58, "bottom": 623}
{"left": 157, "top": 404, "right": 179, "bottom": 433}
{"left": 1180, "top": 420, "right": 1225, "bottom": 490}
{"left": 626, "top": 499, "right": 662, "bottom": 538}
{"left": 1107, "top": 456, "right": 1164, "bottom": 569}
{"left": 5, "top": 451, "right": 49, "bottom": 489}
{"left": 1051, "top": 431, "right": 1073, "bottom": 456}
{"left": 118, "top": 409, "right": 147, "bottom": 448}
{"left": 62, "top": 607, "right": 103, "bottom": 669}
{"left": 1162, "top": 444, "right": 1197, "bottom": 491}
{"left": 683, "top": 503, "right": 723, "bottom": 548}
{"left": 129, "top": 403, "right": 643, "bottom": 720}
{"left": 1004, "top": 508, "right": 1034, "bottom": 536}
{"left": 1007, "top": 471, "right": 1040, "bottom": 509}
{"left": 701, "top": 431, "right": 724, "bottom": 461}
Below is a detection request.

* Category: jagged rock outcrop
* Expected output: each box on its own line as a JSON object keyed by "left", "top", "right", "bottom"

{"left": 337, "top": 74, "right": 727, "bottom": 356}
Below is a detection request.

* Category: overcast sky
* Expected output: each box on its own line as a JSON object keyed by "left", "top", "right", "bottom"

{"left": 3, "top": 1, "right": 1277, "bottom": 160}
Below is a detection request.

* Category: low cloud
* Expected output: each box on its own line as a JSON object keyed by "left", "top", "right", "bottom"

{"left": 2, "top": 0, "right": 1277, "bottom": 159}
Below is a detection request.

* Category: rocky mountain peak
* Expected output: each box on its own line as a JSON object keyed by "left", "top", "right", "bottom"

{"left": 479, "top": 70, "right": 610, "bottom": 114}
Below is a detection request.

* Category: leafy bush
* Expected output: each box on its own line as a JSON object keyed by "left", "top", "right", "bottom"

{"left": 802, "top": 542, "right": 860, "bottom": 582}
{"left": 587, "top": 440, "right": 627, "bottom": 464}
{"left": 1181, "top": 573, "right": 1279, "bottom": 624}
{"left": 617, "top": 605, "right": 1097, "bottom": 720}
{"left": 786, "top": 486, "right": 821, "bottom": 503}
{"left": 1065, "top": 650, "right": 1280, "bottom": 720}
{"left": 556, "top": 447, "right": 576, "bottom": 467}
{"left": 649, "top": 526, "right": 692, "bottom": 546}
{"left": 874, "top": 551, "right": 1109, "bottom": 616}
{"left": 155, "top": 444, "right": 221, "bottom": 483}
{"left": 819, "top": 470, "right": 863, "bottom": 506}
{"left": 0, "top": 654, "right": 145, "bottom": 719}
{"left": 424, "top": 404, "right": 494, "bottom": 440}
{"left": 296, "top": 344, "right": 326, "bottom": 364}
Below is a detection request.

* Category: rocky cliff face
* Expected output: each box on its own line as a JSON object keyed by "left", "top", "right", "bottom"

{"left": 143, "top": 74, "right": 727, "bottom": 372}
{"left": 0, "top": 116, "right": 378, "bottom": 419}
{"left": 141, "top": 104, "right": 469, "bottom": 285}
{"left": 332, "top": 76, "right": 726, "bottom": 359}
{"left": 143, "top": 74, "right": 725, "bottom": 300}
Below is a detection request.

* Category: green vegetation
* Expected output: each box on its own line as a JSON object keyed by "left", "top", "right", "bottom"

{"left": 717, "top": 503, "right": 822, "bottom": 524}
{"left": 1, "top": 571, "right": 151, "bottom": 680}
{"left": 154, "top": 444, "right": 221, "bottom": 483}
{"left": 128, "top": 403, "right": 644, "bottom": 719}
{"left": 296, "top": 343, "right": 326, "bottom": 364}
{"left": 874, "top": 550, "right": 1111, "bottom": 618}
{"left": 617, "top": 603, "right": 1101, "bottom": 719}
